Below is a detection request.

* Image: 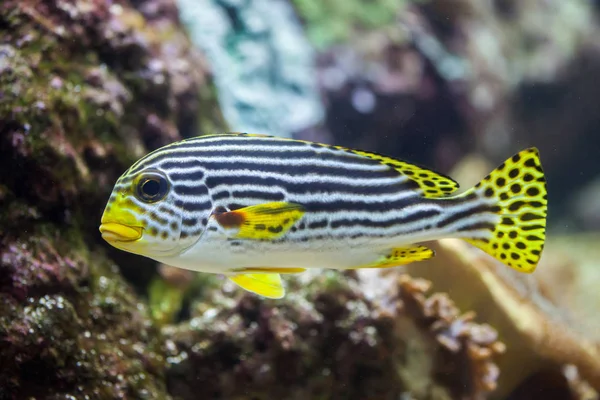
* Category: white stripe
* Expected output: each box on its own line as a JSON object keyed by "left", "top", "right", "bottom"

{"left": 151, "top": 143, "right": 321, "bottom": 154}
{"left": 439, "top": 214, "right": 499, "bottom": 234}
{"left": 152, "top": 155, "right": 389, "bottom": 171}
{"left": 197, "top": 169, "right": 408, "bottom": 186}
{"left": 172, "top": 188, "right": 418, "bottom": 208}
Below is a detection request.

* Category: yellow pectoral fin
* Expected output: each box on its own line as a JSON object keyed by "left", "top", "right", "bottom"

{"left": 213, "top": 202, "right": 305, "bottom": 240}
{"left": 229, "top": 273, "right": 285, "bottom": 299}
{"left": 351, "top": 245, "right": 435, "bottom": 269}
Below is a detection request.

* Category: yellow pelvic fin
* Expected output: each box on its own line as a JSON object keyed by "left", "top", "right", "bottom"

{"left": 232, "top": 267, "right": 307, "bottom": 274}
{"left": 213, "top": 202, "right": 305, "bottom": 240}
{"left": 459, "top": 148, "right": 547, "bottom": 273}
{"left": 343, "top": 148, "right": 460, "bottom": 198}
{"left": 351, "top": 245, "right": 435, "bottom": 269}
{"left": 228, "top": 273, "right": 285, "bottom": 299}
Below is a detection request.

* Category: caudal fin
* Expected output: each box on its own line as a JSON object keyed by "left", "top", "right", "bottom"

{"left": 460, "top": 148, "right": 548, "bottom": 273}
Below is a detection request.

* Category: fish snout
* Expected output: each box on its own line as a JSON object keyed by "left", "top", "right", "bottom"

{"left": 99, "top": 222, "right": 143, "bottom": 242}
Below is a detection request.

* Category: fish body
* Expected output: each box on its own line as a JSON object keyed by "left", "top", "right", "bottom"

{"left": 100, "top": 133, "right": 548, "bottom": 298}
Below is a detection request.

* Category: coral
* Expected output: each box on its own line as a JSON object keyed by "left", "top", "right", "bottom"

{"left": 506, "top": 366, "right": 598, "bottom": 400}
{"left": 0, "top": 0, "right": 227, "bottom": 284}
{"left": 394, "top": 275, "right": 505, "bottom": 398}
{"left": 1, "top": 0, "right": 597, "bottom": 398}
{"left": 162, "top": 270, "right": 504, "bottom": 399}
{"left": 534, "top": 233, "right": 600, "bottom": 342}
{"left": 148, "top": 264, "right": 196, "bottom": 325}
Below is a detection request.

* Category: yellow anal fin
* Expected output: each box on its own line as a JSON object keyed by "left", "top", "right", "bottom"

{"left": 232, "top": 267, "right": 307, "bottom": 274}
{"left": 228, "top": 273, "right": 284, "bottom": 299}
{"left": 457, "top": 148, "right": 547, "bottom": 273}
{"left": 213, "top": 202, "right": 305, "bottom": 240}
{"left": 351, "top": 245, "right": 435, "bottom": 269}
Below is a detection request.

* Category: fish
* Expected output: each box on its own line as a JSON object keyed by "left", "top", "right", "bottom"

{"left": 99, "top": 133, "right": 548, "bottom": 299}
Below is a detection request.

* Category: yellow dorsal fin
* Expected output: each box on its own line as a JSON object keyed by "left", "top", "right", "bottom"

{"left": 344, "top": 148, "right": 459, "bottom": 198}
{"left": 229, "top": 273, "right": 285, "bottom": 299}
{"left": 212, "top": 202, "right": 305, "bottom": 240}
{"left": 288, "top": 139, "right": 459, "bottom": 198}
{"left": 350, "top": 245, "right": 435, "bottom": 269}
{"left": 196, "top": 133, "right": 459, "bottom": 198}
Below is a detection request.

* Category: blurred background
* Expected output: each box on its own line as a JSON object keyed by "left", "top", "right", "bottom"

{"left": 1, "top": 0, "right": 600, "bottom": 399}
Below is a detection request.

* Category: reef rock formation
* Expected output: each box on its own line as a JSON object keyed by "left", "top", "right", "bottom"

{"left": 163, "top": 270, "right": 505, "bottom": 400}
{"left": 0, "top": 0, "right": 223, "bottom": 397}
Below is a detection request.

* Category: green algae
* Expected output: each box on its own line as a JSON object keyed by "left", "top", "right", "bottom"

{"left": 196, "top": 80, "right": 229, "bottom": 136}
{"left": 149, "top": 278, "right": 186, "bottom": 326}
{"left": 292, "top": 0, "right": 414, "bottom": 49}
{"left": 148, "top": 269, "right": 224, "bottom": 326}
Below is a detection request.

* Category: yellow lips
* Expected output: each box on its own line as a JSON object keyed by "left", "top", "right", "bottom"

{"left": 99, "top": 223, "right": 143, "bottom": 242}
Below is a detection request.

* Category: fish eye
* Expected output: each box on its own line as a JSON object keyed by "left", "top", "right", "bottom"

{"left": 135, "top": 171, "right": 169, "bottom": 203}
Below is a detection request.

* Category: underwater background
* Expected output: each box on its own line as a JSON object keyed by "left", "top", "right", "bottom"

{"left": 1, "top": 0, "right": 599, "bottom": 399}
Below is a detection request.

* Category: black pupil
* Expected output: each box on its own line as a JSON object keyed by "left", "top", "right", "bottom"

{"left": 142, "top": 179, "right": 160, "bottom": 197}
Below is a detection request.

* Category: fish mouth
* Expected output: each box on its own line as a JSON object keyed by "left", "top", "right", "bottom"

{"left": 99, "top": 223, "right": 143, "bottom": 242}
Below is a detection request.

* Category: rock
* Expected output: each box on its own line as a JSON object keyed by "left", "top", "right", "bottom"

{"left": 0, "top": 233, "right": 168, "bottom": 399}
{"left": 0, "top": 0, "right": 225, "bottom": 397}
{"left": 163, "top": 270, "right": 505, "bottom": 399}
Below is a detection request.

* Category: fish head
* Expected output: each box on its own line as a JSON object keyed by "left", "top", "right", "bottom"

{"left": 99, "top": 166, "right": 209, "bottom": 259}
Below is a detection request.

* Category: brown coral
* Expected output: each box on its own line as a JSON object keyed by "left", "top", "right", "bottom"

{"left": 392, "top": 274, "right": 506, "bottom": 399}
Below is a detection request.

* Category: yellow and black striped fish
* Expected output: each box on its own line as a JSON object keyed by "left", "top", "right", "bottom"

{"left": 99, "top": 133, "right": 548, "bottom": 299}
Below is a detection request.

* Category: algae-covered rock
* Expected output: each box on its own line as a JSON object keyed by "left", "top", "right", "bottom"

{"left": 0, "top": 229, "right": 168, "bottom": 398}
{"left": 0, "top": 0, "right": 225, "bottom": 397}
{"left": 163, "top": 270, "right": 505, "bottom": 400}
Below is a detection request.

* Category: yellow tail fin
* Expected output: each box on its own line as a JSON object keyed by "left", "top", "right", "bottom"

{"left": 462, "top": 148, "right": 548, "bottom": 273}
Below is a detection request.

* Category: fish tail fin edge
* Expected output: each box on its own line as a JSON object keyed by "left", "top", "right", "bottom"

{"left": 460, "top": 147, "right": 548, "bottom": 273}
